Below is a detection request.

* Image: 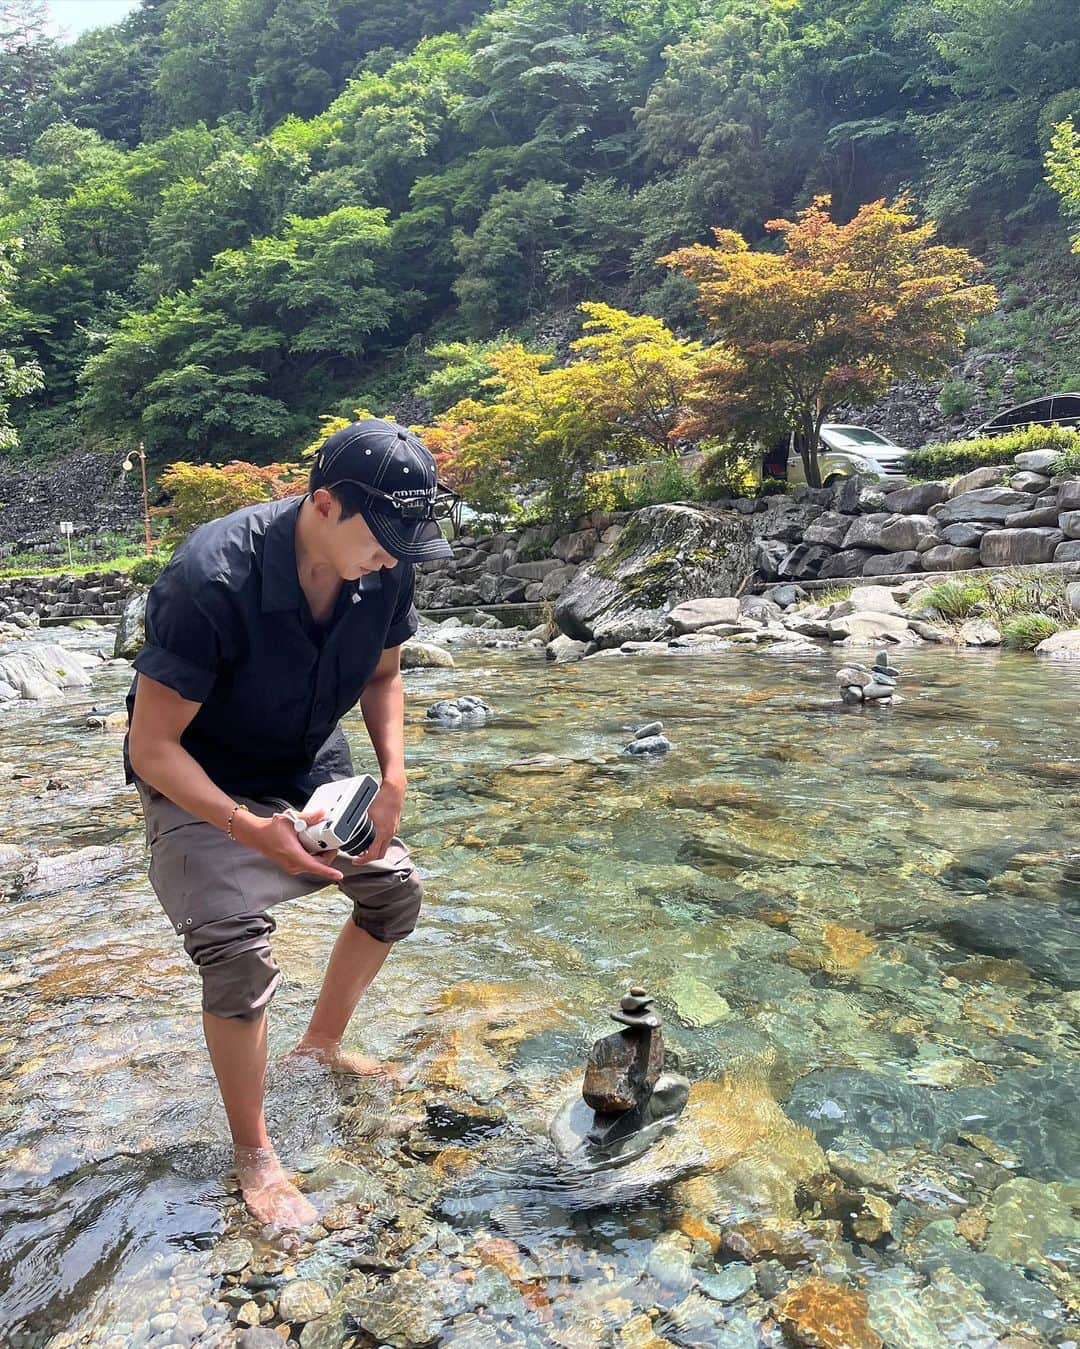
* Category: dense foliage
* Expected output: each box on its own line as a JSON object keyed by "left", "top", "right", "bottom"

{"left": 0, "top": 0, "right": 1077, "bottom": 477}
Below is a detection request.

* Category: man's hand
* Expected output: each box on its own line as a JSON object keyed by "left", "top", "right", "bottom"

{"left": 234, "top": 807, "right": 343, "bottom": 881}
{"left": 348, "top": 780, "right": 404, "bottom": 864}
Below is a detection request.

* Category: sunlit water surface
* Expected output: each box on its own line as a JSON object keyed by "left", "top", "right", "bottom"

{"left": 0, "top": 628, "right": 1077, "bottom": 1347}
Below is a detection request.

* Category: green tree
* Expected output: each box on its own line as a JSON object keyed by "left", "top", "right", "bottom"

{"left": 452, "top": 180, "right": 566, "bottom": 332}
{"left": 27, "top": 0, "right": 169, "bottom": 148}
{"left": 635, "top": 3, "right": 796, "bottom": 237}
{"left": 81, "top": 206, "right": 414, "bottom": 457}
{"left": 0, "top": 238, "right": 43, "bottom": 450}
{"left": 901, "top": 0, "right": 1080, "bottom": 242}
{"left": 0, "top": 0, "right": 56, "bottom": 156}
{"left": 1047, "top": 119, "right": 1080, "bottom": 251}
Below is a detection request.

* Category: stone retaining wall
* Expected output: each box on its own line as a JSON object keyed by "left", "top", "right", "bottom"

{"left": 416, "top": 453, "right": 1080, "bottom": 608}
{"left": 0, "top": 569, "right": 136, "bottom": 623}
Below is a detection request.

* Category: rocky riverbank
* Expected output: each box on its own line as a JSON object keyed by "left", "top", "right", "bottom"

{"left": 417, "top": 447, "right": 1080, "bottom": 627}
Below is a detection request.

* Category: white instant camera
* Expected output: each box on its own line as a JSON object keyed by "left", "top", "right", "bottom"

{"left": 297, "top": 774, "right": 380, "bottom": 857}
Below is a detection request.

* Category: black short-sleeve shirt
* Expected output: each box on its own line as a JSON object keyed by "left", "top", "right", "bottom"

{"left": 123, "top": 495, "right": 418, "bottom": 799}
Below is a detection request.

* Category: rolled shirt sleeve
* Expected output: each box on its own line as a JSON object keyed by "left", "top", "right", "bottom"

{"left": 133, "top": 561, "right": 222, "bottom": 704}
{"left": 383, "top": 563, "right": 419, "bottom": 649}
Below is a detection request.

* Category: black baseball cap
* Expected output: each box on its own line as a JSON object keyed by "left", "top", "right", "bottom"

{"left": 310, "top": 418, "right": 454, "bottom": 562}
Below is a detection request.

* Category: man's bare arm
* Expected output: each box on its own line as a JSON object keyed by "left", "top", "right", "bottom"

{"left": 129, "top": 674, "right": 342, "bottom": 879}
{"left": 354, "top": 644, "right": 407, "bottom": 859}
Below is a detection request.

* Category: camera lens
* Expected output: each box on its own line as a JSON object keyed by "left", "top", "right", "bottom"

{"left": 340, "top": 813, "right": 376, "bottom": 857}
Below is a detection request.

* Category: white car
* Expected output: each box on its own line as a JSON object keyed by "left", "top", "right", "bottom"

{"left": 785, "top": 424, "right": 910, "bottom": 486}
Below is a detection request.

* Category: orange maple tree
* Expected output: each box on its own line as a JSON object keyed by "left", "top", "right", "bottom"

{"left": 661, "top": 195, "right": 998, "bottom": 486}
{"left": 156, "top": 460, "right": 306, "bottom": 543}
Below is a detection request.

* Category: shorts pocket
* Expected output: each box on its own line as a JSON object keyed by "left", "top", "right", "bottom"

{"left": 148, "top": 820, "right": 260, "bottom": 934}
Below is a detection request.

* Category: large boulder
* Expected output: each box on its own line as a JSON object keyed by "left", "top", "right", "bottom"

{"left": 876, "top": 514, "right": 941, "bottom": 553}
{"left": 946, "top": 464, "right": 1010, "bottom": 496}
{"left": 777, "top": 543, "right": 834, "bottom": 581}
{"left": 919, "top": 544, "right": 982, "bottom": 571}
{"left": 1055, "top": 541, "right": 1080, "bottom": 561}
{"left": 941, "top": 521, "right": 994, "bottom": 548}
{"left": 864, "top": 550, "right": 921, "bottom": 575}
{"left": 1058, "top": 480, "right": 1080, "bottom": 511}
{"left": 826, "top": 612, "right": 912, "bottom": 643}
{"left": 1059, "top": 510, "right": 1080, "bottom": 539}
{"left": 1014, "top": 448, "right": 1063, "bottom": 473}
{"left": 0, "top": 642, "right": 93, "bottom": 700}
{"left": 802, "top": 512, "right": 851, "bottom": 548}
{"left": 552, "top": 528, "right": 600, "bottom": 564}
{"left": 667, "top": 597, "right": 741, "bottom": 634}
{"left": 399, "top": 641, "right": 455, "bottom": 669}
{"left": 934, "top": 487, "right": 1033, "bottom": 525}
{"left": 882, "top": 481, "right": 948, "bottom": 514}
{"left": 553, "top": 504, "right": 755, "bottom": 647}
{"left": 114, "top": 590, "right": 147, "bottom": 659}
{"left": 1035, "top": 629, "right": 1080, "bottom": 660}
{"left": 818, "top": 548, "right": 879, "bottom": 578}
{"left": 979, "top": 528, "right": 1065, "bottom": 566}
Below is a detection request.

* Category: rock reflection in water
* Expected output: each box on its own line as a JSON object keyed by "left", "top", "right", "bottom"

{"left": 0, "top": 628, "right": 1077, "bottom": 1346}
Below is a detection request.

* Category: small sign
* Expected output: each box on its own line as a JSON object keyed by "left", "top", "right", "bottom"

{"left": 59, "top": 521, "right": 74, "bottom": 535}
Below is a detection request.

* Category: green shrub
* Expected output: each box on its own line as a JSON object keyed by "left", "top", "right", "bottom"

{"left": 921, "top": 579, "right": 990, "bottom": 618}
{"left": 693, "top": 444, "right": 758, "bottom": 500}
{"left": 937, "top": 379, "right": 977, "bottom": 416}
{"left": 1001, "top": 613, "right": 1061, "bottom": 650}
{"left": 1051, "top": 443, "right": 1080, "bottom": 478}
{"left": 130, "top": 554, "right": 169, "bottom": 587}
{"left": 906, "top": 424, "right": 1080, "bottom": 481}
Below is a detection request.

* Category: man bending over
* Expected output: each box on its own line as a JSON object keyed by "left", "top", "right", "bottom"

{"left": 125, "top": 420, "right": 453, "bottom": 1227}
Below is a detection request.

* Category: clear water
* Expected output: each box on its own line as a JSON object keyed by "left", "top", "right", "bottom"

{"left": 1, "top": 630, "right": 1077, "bottom": 1346}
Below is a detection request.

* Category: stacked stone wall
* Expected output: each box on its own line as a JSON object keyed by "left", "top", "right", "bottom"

{"left": 0, "top": 570, "right": 136, "bottom": 623}
{"left": 416, "top": 453, "right": 1080, "bottom": 608}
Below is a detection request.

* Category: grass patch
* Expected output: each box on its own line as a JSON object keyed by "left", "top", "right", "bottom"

{"left": 1051, "top": 443, "right": 1080, "bottom": 479}
{"left": 920, "top": 579, "right": 991, "bottom": 618}
{"left": 1001, "top": 613, "right": 1062, "bottom": 650}
{"left": 0, "top": 550, "right": 150, "bottom": 580}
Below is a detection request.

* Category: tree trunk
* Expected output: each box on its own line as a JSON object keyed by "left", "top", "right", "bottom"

{"left": 795, "top": 410, "right": 820, "bottom": 488}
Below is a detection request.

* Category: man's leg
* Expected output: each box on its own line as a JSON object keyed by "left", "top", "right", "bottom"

{"left": 202, "top": 1008, "right": 317, "bottom": 1227}
{"left": 287, "top": 841, "right": 423, "bottom": 1074}
{"left": 292, "top": 921, "right": 395, "bottom": 1072}
{"left": 185, "top": 910, "right": 316, "bottom": 1227}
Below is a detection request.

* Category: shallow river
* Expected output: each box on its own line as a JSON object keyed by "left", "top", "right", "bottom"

{"left": 0, "top": 630, "right": 1077, "bottom": 1348}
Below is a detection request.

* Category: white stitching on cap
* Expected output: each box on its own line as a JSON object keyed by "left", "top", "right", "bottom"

{"left": 319, "top": 424, "right": 387, "bottom": 479}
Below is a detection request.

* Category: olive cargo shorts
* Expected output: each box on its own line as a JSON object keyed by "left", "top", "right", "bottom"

{"left": 135, "top": 780, "right": 423, "bottom": 1020}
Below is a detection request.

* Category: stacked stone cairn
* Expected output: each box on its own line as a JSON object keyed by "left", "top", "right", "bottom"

{"left": 580, "top": 986, "right": 689, "bottom": 1150}
{"left": 623, "top": 720, "right": 671, "bottom": 755}
{"left": 836, "top": 651, "right": 900, "bottom": 704}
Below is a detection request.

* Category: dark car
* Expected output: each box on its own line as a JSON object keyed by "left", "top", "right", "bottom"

{"left": 971, "top": 392, "right": 1080, "bottom": 437}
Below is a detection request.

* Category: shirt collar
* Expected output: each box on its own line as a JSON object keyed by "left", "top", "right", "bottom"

{"left": 260, "top": 496, "right": 304, "bottom": 613}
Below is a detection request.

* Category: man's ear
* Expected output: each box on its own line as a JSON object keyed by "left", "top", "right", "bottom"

{"left": 311, "top": 486, "right": 337, "bottom": 521}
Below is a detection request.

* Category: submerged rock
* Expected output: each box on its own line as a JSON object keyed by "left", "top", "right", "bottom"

{"left": 351, "top": 1269, "right": 451, "bottom": 1347}
{"left": 776, "top": 1277, "right": 883, "bottom": 1349}
{"left": 426, "top": 696, "right": 491, "bottom": 727}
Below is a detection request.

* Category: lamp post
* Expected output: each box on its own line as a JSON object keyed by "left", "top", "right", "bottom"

{"left": 122, "top": 442, "right": 153, "bottom": 555}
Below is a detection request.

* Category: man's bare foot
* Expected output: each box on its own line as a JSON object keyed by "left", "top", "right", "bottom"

{"left": 233, "top": 1145, "right": 317, "bottom": 1228}
{"left": 285, "top": 1040, "right": 409, "bottom": 1083}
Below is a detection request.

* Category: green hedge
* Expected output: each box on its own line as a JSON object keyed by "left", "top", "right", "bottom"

{"left": 905, "top": 424, "right": 1080, "bottom": 481}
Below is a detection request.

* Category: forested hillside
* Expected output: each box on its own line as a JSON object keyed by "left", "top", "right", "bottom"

{"left": 1, "top": 0, "right": 1079, "bottom": 470}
